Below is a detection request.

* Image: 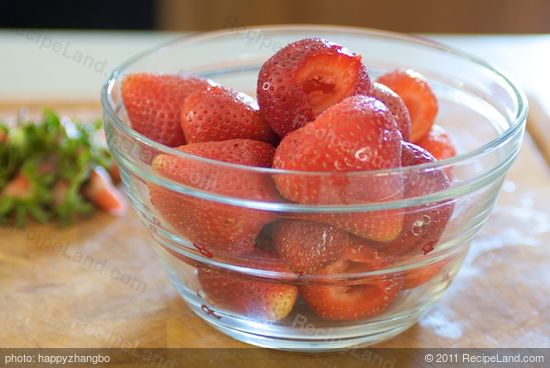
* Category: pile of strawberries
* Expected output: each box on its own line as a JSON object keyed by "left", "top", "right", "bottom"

{"left": 121, "top": 38, "right": 456, "bottom": 322}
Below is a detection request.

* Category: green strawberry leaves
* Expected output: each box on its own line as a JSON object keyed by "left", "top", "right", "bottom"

{"left": 0, "top": 109, "right": 114, "bottom": 226}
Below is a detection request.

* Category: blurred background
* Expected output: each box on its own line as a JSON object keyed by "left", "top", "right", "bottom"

{"left": 1, "top": 0, "right": 549, "bottom": 33}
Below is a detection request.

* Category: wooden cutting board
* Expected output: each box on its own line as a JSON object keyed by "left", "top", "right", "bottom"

{"left": 0, "top": 103, "right": 549, "bottom": 357}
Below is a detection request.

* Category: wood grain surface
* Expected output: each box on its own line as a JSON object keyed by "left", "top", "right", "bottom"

{"left": 0, "top": 104, "right": 549, "bottom": 358}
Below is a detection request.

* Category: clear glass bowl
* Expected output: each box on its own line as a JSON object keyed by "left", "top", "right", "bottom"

{"left": 101, "top": 26, "right": 527, "bottom": 351}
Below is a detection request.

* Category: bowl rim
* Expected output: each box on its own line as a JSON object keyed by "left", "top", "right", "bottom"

{"left": 101, "top": 24, "right": 527, "bottom": 177}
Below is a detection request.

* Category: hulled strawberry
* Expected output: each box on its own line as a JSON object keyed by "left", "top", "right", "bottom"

{"left": 372, "top": 142, "right": 454, "bottom": 257}
{"left": 272, "top": 220, "right": 348, "bottom": 274}
{"left": 121, "top": 73, "right": 212, "bottom": 146}
{"left": 181, "top": 86, "right": 276, "bottom": 144}
{"left": 370, "top": 82, "right": 411, "bottom": 141}
{"left": 150, "top": 139, "right": 279, "bottom": 255}
{"left": 198, "top": 250, "right": 298, "bottom": 321}
{"left": 300, "top": 244, "right": 401, "bottom": 321}
{"left": 257, "top": 38, "right": 372, "bottom": 137}
{"left": 377, "top": 69, "right": 438, "bottom": 143}
{"left": 417, "top": 125, "right": 457, "bottom": 162}
{"left": 273, "top": 95, "right": 404, "bottom": 242}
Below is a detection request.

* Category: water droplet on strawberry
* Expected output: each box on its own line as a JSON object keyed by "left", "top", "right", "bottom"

{"left": 354, "top": 147, "right": 370, "bottom": 161}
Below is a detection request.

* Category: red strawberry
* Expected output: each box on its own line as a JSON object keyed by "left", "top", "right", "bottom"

{"left": 121, "top": 73, "right": 212, "bottom": 146}
{"left": 272, "top": 220, "right": 348, "bottom": 274}
{"left": 370, "top": 82, "right": 411, "bottom": 141}
{"left": 403, "top": 260, "right": 448, "bottom": 289}
{"left": 372, "top": 142, "right": 453, "bottom": 257}
{"left": 257, "top": 38, "right": 372, "bottom": 137}
{"left": 301, "top": 244, "right": 401, "bottom": 321}
{"left": 150, "top": 139, "right": 278, "bottom": 255}
{"left": 273, "top": 95, "right": 402, "bottom": 202}
{"left": 181, "top": 86, "right": 276, "bottom": 144}
{"left": 198, "top": 250, "right": 298, "bottom": 321}
{"left": 377, "top": 69, "right": 438, "bottom": 143}
{"left": 304, "top": 211, "right": 404, "bottom": 244}
{"left": 417, "top": 125, "right": 457, "bottom": 161}
{"left": 273, "top": 95, "right": 404, "bottom": 242}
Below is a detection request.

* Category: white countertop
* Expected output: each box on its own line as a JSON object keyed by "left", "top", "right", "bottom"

{"left": 1, "top": 30, "right": 178, "bottom": 101}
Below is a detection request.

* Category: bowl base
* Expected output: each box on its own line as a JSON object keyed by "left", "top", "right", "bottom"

{"left": 164, "top": 261, "right": 435, "bottom": 351}
{"left": 197, "top": 311, "right": 416, "bottom": 351}
{"left": 158, "top": 244, "right": 452, "bottom": 351}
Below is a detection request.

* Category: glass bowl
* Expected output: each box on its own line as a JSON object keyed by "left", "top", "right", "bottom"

{"left": 101, "top": 26, "right": 527, "bottom": 351}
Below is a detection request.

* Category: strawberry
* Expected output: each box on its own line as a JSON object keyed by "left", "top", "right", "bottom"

{"left": 198, "top": 250, "right": 298, "bottom": 321}
{"left": 273, "top": 95, "right": 404, "bottom": 242}
{"left": 150, "top": 139, "right": 279, "bottom": 255}
{"left": 372, "top": 142, "right": 453, "bottom": 257}
{"left": 302, "top": 211, "right": 403, "bottom": 244}
{"left": 273, "top": 95, "right": 402, "bottom": 203}
{"left": 417, "top": 125, "right": 457, "bottom": 161}
{"left": 370, "top": 82, "right": 411, "bottom": 141}
{"left": 181, "top": 86, "right": 275, "bottom": 144}
{"left": 377, "top": 69, "right": 438, "bottom": 143}
{"left": 300, "top": 244, "right": 401, "bottom": 321}
{"left": 121, "top": 73, "right": 212, "bottom": 146}
{"left": 272, "top": 220, "right": 348, "bottom": 274}
{"left": 403, "top": 260, "right": 448, "bottom": 289}
{"left": 83, "top": 166, "right": 126, "bottom": 217}
{"left": 257, "top": 38, "right": 372, "bottom": 137}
